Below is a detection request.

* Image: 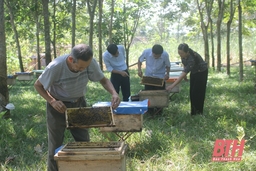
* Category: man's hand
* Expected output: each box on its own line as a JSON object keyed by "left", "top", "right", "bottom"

{"left": 166, "top": 84, "right": 174, "bottom": 93}
{"left": 138, "top": 70, "right": 143, "bottom": 77}
{"left": 164, "top": 74, "right": 169, "bottom": 80}
{"left": 120, "top": 71, "right": 129, "bottom": 77}
{"left": 111, "top": 94, "right": 121, "bottom": 109}
{"left": 50, "top": 100, "right": 67, "bottom": 113}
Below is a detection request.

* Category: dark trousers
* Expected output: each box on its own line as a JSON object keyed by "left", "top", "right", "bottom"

{"left": 111, "top": 70, "right": 131, "bottom": 101}
{"left": 190, "top": 69, "right": 208, "bottom": 115}
{"left": 47, "top": 97, "right": 89, "bottom": 171}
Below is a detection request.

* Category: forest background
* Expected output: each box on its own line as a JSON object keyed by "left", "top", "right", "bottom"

{"left": 0, "top": 0, "right": 256, "bottom": 170}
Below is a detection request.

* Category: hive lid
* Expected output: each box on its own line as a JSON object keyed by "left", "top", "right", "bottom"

{"left": 65, "top": 106, "right": 115, "bottom": 128}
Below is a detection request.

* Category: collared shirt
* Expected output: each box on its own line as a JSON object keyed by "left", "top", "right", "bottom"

{"left": 138, "top": 48, "right": 170, "bottom": 78}
{"left": 103, "top": 45, "right": 127, "bottom": 72}
{"left": 182, "top": 51, "right": 208, "bottom": 74}
{"left": 39, "top": 54, "right": 104, "bottom": 102}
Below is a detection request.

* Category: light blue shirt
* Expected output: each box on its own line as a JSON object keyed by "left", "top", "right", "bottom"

{"left": 139, "top": 48, "right": 170, "bottom": 78}
{"left": 103, "top": 45, "right": 127, "bottom": 72}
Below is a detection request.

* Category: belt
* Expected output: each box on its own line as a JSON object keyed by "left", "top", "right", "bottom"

{"left": 62, "top": 97, "right": 83, "bottom": 104}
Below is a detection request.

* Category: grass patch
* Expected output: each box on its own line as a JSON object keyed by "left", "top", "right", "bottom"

{"left": 1, "top": 66, "right": 256, "bottom": 170}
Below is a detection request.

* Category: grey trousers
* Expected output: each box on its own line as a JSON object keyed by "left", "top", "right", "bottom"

{"left": 47, "top": 97, "right": 89, "bottom": 171}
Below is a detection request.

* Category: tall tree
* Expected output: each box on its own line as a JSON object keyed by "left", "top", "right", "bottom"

{"left": 42, "top": 0, "right": 51, "bottom": 65}
{"left": 123, "top": 0, "right": 144, "bottom": 67}
{"left": 86, "top": 0, "right": 98, "bottom": 48}
{"left": 52, "top": 0, "right": 57, "bottom": 58}
{"left": 72, "top": 0, "right": 76, "bottom": 48}
{"left": 216, "top": 0, "right": 225, "bottom": 72}
{"left": 0, "top": 0, "right": 8, "bottom": 102}
{"left": 98, "top": 0, "right": 103, "bottom": 70}
{"left": 226, "top": 0, "right": 236, "bottom": 76}
{"left": 5, "top": 1, "right": 25, "bottom": 72}
{"left": 32, "top": 0, "right": 42, "bottom": 70}
{"left": 196, "top": 0, "right": 213, "bottom": 65}
{"left": 108, "top": 0, "right": 114, "bottom": 44}
{"left": 238, "top": 0, "right": 243, "bottom": 81}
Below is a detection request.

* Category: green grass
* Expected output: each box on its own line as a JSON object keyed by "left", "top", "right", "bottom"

{"left": 1, "top": 66, "right": 256, "bottom": 171}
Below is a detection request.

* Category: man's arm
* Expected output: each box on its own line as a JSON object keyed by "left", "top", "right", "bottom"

{"left": 164, "top": 66, "right": 170, "bottom": 80}
{"left": 166, "top": 72, "right": 187, "bottom": 92}
{"left": 111, "top": 70, "right": 129, "bottom": 77}
{"left": 34, "top": 79, "right": 66, "bottom": 113}
{"left": 137, "top": 59, "right": 143, "bottom": 77}
{"left": 99, "top": 77, "right": 120, "bottom": 109}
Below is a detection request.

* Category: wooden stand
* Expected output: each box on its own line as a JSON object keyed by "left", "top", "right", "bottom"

{"left": 100, "top": 114, "right": 143, "bottom": 141}
{"left": 54, "top": 141, "right": 127, "bottom": 171}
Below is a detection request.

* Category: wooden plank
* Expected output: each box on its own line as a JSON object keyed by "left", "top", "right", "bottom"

{"left": 100, "top": 114, "right": 142, "bottom": 132}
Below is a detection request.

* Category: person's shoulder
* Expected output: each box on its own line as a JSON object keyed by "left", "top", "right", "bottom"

{"left": 117, "top": 45, "right": 125, "bottom": 50}
{"left": 103, "top": 50, "right": 110, "bottom": 58}
{"left": 163, "top": 50, "right": 169, "bottom": 55}
{"left": 143, "top": 48, "right": 151, "bottom": 53}
{"left": 48, "top": 54, "right": 68, "bottom": 67}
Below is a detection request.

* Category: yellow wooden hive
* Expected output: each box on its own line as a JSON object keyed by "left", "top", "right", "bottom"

{"left": 54, "top": 141, "right": 127, "bottom": 171}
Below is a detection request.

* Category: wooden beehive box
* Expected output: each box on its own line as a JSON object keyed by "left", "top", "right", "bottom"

{"left": 7, "top": 75, "right": 17, "bottom": 85}
{"left": 33, "top": 70, "right": 44, "bottom": 78}
{"left": 165, "top": 78, "right": 181, "bottom": 93}
{"left": 15, "top": 72, "right": 34, "bottom": 81}
{"left": 54, "top": 141, "right": 127, "bottom": 171}
{"left": 100, "top": 114, "right": 143, "bottom": 132}
{"left": 65, "top": 106, "right": 115, "bottom": 128}
{"left": 139, "top": 90, "right": 169, "bottom": 107}
{"left": 141, "top": 76, "right": 164, "bottom": 87}
{"left": 250, "top": 59, "right": 256, "bottom": 66}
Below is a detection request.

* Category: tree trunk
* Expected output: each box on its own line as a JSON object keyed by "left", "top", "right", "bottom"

{"left": 98, "top": 0, "right": 103, "bottom": 70}
{"left": 238, "top": 0, "right": 243, "bottom": 81}
{"left": 34, "top": 0, "right": 41, "bottom": 70}
{"left": 5, "top": 1, "right": 24, "bottom": 72}
{"left": 108, "top": 0, "right": 114, "bottom": 44}
{"left": 42, "top": 0, "right": 52, "bottom": 65}
{"left": 226, "top": 0, "right": 235, "bottom": 76}
{"left": 210, "top": 18, "right": 215, "bottom": 69}
{"left": 72, "top": 0, "right": 76, "bottom": 49}
{"left": 196, "top": 0, "right": 212, "bottom": 65}
{"left": 86, "top": 0, "right": 98, "bottom": 48}
{"left": 52, "top": 0, "right": 57, "bottom": 59}
{"left": 216, "top": 0, "right": 225, "bottom": 72}
{"left": 0, "top": 0, "right": 9, "bottom": 102}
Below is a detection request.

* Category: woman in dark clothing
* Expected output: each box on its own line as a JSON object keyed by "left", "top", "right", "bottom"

{"left": 166, "top": 43, "right": 208, "bottom": 115}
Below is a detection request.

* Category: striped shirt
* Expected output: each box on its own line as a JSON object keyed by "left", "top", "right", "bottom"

{"left": 39, "top": 54, "right": 104, "bottom": 101}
